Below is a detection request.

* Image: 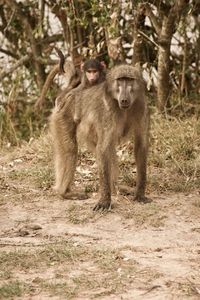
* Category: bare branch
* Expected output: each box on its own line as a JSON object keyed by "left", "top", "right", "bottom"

{"left": 0, "top": 47, "right": 18, "bottom": 59}
{"left": 141, "top": 3, "right": 161, "bottom": 35}
{"left": 138, "top": 30, "right": 159, "bottom": 48}
{"left": 6, "top": 0, "right": 46, "bottom": 90}
{"left": 0, "top": 54, "right": 31, "bottom": 80}
{"left": 143, "top": 0, "right": 171, "bottom": 14}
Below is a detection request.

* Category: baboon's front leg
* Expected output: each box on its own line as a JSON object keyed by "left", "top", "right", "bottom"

{"left": 93, "top": 141, "right": 113, "bottom": 211}
{"left": 134, "top": 131, "right": 150, "bottom": 203}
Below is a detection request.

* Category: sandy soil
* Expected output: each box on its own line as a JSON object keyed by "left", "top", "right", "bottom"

{"left": 0, "top": 146, "right": 200, "bottom": 299}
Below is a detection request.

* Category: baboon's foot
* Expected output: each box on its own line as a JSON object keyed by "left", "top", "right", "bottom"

{"left": 118, "top": 184, "right": 134, "bottom": 196}
{"left": 61, "top": 190, "right": 89, "bottom": 200}
{"left": 134, "top": 195, "right": 152, "bottom": 204}
{"left": 93, "top": 199, "right": 111, "bottom": 211}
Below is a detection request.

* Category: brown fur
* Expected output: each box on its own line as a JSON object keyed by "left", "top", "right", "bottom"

{"left": 50, "top": 63, "right": 150, "bottom": 210}
{"left": 55, "top": 60, "right": 106, "bottom": 112}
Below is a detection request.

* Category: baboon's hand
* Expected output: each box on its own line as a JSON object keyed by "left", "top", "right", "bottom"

{"left": 134, "top": 195, "right": 152, "bottom": 204}
{"left": 93, "top": 199, "right": 111, "bottom": 211}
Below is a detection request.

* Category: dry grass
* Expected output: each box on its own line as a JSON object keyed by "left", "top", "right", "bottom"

{"left": 1, "top": 112, "right": 199, "bottom": 194}
{"left": 0, "top": 281, "right": 27, "bottom": 299}
{"left": 118, "top": 200, "right": 167, "bottom": 227}
{"left": 0, "top": 242, "right": 154, "bottom": 299}
{"left": 149, "top": 112, "right": 200, "bottom": 192}
{"left": 118, "top": 112, "right": 200, "bottom": 193}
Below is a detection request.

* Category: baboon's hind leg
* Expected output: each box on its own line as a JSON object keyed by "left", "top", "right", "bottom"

{"left": 51, "top": 110, "right": 88, "bottom": 200}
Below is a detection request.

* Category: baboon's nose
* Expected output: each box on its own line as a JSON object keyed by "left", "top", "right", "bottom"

{"left": 121, "top": 99, "right": 129, "bottom": 107}
{"left": 120, "top": 99, "right": 130, "bottom": 109}
{"left": 121, "top": 99, "right": 128, "bottom": 104}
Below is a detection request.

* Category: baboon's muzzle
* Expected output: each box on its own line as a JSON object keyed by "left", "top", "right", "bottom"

{"left": 119, "top": 98, "right": 131, "bottom": 109}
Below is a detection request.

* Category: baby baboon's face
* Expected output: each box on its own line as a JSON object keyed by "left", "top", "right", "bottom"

{"left": 85, "top": 68, "right": 100, "bottom": 85}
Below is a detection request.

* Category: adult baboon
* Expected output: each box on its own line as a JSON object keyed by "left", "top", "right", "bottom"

{"left": 50, "top": 63, "right": 150, "bottom": 210}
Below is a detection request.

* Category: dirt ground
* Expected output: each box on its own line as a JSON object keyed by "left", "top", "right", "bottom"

{"left": 0, "top": 142, "right": 200, "bottom": 299}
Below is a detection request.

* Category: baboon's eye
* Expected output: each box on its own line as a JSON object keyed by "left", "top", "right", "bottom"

{"left": 116, "top": 79, "right": 121, "bottom": 89}
{"left": 129, "top": 79, "right": 136, "bottom": 88}
{"left": 128, "top": 78, "right": 135, "bottom": 84}
{"left": 116, "top": 86, "right": 120, "bottom": 93}
{"left": 117, "top": 77, "right": 135, "bottom": 84}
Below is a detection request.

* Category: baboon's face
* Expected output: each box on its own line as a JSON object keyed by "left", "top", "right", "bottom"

{"left": 113, "top": 77, "right": 140, "bottom": 110}
{"left": 85, "top": 69, "right": 100, "bottom": 85}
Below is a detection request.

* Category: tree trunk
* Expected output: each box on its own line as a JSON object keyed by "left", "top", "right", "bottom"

{"left": 157, "top": 19, "right": 171, "bottom": 111}
{"left": 157, "top": 1, "right": 189, "bottom": 112}
{"left": 132, "top": 4, "right": 146, "bottom": 65}
{"left": 6, "top": 0, "right": 46, "bottom": 91}
{"left": 142, "top": 0, "right": 189, "bottom": 112}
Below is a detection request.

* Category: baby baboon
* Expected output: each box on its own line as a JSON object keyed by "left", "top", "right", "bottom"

{"left": 68, "top": 59, "right": 106, "bottom": 123}
{"left": 50, "top": 63, "right": 150, "bottom": 210}
{"left": 35, "top": 47, "right": 106, "bottom": 110}
{"left": 55, "top": 58, "right": 106, "bottom": 111}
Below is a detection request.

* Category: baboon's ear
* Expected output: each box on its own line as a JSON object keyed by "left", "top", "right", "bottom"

{"left": 134, "top": 62, "right": 142, "bottom": 75}
{"left": 100, "top": 61, "right": 106, "bottom": 69}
